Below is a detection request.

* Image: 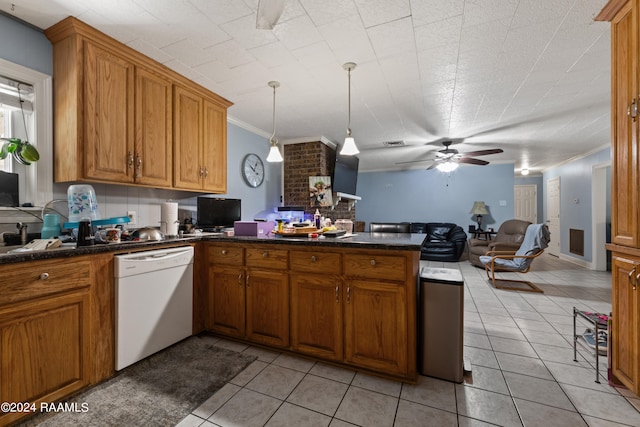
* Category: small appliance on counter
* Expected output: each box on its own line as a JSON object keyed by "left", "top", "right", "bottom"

{"left": 277, "top": 206, "right": 305, "bottom": 223}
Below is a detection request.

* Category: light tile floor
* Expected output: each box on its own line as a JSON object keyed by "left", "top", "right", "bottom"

{"left": 178, "top": 254, "right": 640, "bottom": 427}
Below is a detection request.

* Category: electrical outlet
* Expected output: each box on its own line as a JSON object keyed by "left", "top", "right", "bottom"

{"left": 127, "top": 210, "right": 137, "bottom": 226}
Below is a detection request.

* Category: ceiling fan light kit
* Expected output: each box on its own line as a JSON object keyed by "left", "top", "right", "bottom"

{"left": 521, "top": 168, "right": 530, "bottom": 175}
{"left": 340, "top": 62, "right": 359, "bottom": 156}
{"left": 436, "top": 161, "right": 459, "bottom": 172}
{"left": 266, "top": 81, "right": 283, "bottom": 163}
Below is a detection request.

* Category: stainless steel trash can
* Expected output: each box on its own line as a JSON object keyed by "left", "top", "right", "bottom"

{"left": 419, "top": 267, "right": 464, "bottom": 382}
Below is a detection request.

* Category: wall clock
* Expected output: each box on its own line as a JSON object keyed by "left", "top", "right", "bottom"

{"left": 241, "top": 153, "right": 265, "bottom": 188}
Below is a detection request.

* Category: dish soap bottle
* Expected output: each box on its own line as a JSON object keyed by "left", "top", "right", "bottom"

{"left": 314, "top": 209, "right": 321, "bottom": 229}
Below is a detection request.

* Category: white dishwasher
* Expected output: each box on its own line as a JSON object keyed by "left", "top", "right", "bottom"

{"left": 114, "top": 246, "right": 194, "bottom": 370}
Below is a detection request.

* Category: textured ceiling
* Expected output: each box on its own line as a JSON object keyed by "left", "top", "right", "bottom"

{"left": 2, "top": 0, "right": 612, "bottom": 173}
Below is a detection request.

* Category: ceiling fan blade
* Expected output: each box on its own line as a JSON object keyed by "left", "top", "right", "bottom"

{"left": 256, "top": 0, "right": 286, "bottom": 29}
{"left": 460, "top": 148, "right": 503, "bottom": 157}
{"left": 458, "top": 157, "right": 489, "bottom": 166}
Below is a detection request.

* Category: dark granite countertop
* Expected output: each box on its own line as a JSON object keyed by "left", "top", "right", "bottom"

{"left": 0, "top": 232, "right": 426, "bottom": 265}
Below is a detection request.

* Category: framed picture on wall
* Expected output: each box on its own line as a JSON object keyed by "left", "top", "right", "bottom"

{"left": 309, "top": 176, "right": 333, "bottom": 207}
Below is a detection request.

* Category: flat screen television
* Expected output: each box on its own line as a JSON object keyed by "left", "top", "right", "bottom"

{"left": 332, "top": 151, "right": 359, "bottom": 195}
{"left": 197, "top": 197, "right": 241, "bottom": 231}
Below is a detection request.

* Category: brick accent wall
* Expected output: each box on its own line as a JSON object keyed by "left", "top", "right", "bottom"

{"left": 283, "top": 141, "right": 356, "bottom": 222}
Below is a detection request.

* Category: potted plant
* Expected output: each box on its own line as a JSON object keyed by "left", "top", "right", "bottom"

{"left": 0, "top": 137, "right": 40, "bottom": 165}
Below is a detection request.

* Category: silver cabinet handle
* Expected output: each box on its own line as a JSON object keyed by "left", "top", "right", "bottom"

{"left": 335, "top": 285, "right": 339, "bottom": 303}
{"left": 346, "top": 285, "right": 351, "bottom": 303}
{"left": 370, "top": 259, "right": 376, "bottom": 266}
{"left": 221, "top": 249, "right": 227, "bottom": 255}
{"left": 40, "top": 272, "right": 49, "bottom": 280}
{"left": 238, "top": 273, "right": 243, "bottom": 285}
{"left": 263, "top": 252, "right": 269, "bottom": 258}
{"left": 127, "top": 152, "right": 134, "bottom": 169}
{"left": 246, "top": 274, "right": 250, "bottom": 287}
{"left": 135, "top": 154, "right": 142, "bottom": 178}
{"left": 311, "top": 255, "right": 317, "bottom": 262}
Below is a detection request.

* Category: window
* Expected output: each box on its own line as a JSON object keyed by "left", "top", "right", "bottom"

{"left": 0, "top": 78, "right": 34, "bottom": 173}
{"left": 0, "top": 59, "right": 52, "bottom": 206}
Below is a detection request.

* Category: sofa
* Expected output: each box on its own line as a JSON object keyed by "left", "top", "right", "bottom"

{"left": 411, "top": 222, "right": 467, "bottom": 262}
{"left": 369, "top": 222, "right": 411, "bottom": 233}
{"left": 468, "top": 219, "right": 531, "bottom": 268}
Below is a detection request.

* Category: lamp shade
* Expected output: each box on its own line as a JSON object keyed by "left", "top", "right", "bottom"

{"left": 469, "top": 201, "right": 488, "bottom": 215}
{"left": 266, "top": 144, "right": 283, "bottom": 162}
{"left": 340, "top": 136, "right": 359, "bottom": 155}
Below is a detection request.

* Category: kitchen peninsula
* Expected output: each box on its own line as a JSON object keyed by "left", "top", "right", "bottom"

{"left": 0, "top": 232, "right": 423, "bottom": 426}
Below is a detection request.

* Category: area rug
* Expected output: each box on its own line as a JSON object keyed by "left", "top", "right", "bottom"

{"left": 20, "top": 335, "right": 256, "bottom": 427}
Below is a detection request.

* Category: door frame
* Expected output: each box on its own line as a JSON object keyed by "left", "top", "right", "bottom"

{"left": 546, "top": 177, "right": 561, "bottom": 257}
{"left": 591, "top": 162, "right": 611, "bottom": 271}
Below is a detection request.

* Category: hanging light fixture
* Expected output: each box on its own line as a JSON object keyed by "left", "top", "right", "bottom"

{"left": 340, "top": 62, "right": 359, "bottom": 156}
{"left": 266, "top": 81, "right": 283, "bottom": 163}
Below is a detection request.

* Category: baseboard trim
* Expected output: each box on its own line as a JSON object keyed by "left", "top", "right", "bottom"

{"left": 559, "top": 253, "right": 593, "bottom": 269}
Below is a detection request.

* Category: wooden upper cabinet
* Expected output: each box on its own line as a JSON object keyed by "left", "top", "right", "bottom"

{"left": 203, "top": 100, "right": 227, "bottom": 193}
{"left": 135, "top": 67, "right": 173, "bottom": 187}
{"left": 45, "top": 16, "right": 231, "bottom": 191}
{"left": 84, "top": 42, "right": 135, "bottom": 183}
{"left": 609, "top": 1, "right": 640, "bottom": 247}
{"left": 174, "top": 85, "right": 204, "bottom": 190}
{"left": 173, "top": 86, "right": 228, "bottom": 192}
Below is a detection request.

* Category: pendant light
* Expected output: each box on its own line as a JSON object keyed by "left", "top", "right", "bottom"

{"left": 266, "top": 80, "right": 283, "bottom": 163}
{"left": 340, "top": 62, "right": 359, "bottom": 156}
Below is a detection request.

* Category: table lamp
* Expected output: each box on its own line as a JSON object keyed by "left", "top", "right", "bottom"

{"left": 470, "top": 201, "right": 489, "bottom": 231}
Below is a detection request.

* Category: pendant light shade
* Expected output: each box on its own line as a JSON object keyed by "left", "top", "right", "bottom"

{"left": 436, "top": 161, "right": 459, "bottom": 172}
{"left": 266, "top": 81, "right": 283, "bottom": 163}
{"left": 340, "top": 62, "right": 359, "bottom": 156}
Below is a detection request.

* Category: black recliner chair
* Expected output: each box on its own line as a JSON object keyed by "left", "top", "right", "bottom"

{"left": 411, "top": 222, "right": 467, "bottom": 262}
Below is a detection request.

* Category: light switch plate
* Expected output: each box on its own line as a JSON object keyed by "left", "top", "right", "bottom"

{"left": 499, "top": 200, "right": 507, "bottom": 206}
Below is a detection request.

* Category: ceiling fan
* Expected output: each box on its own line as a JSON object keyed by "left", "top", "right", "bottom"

{"left": 397, "top": 140, "right": 503, "bottom": 171}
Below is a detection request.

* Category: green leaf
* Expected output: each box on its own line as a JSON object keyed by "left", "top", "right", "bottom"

{"left": 21, "top": 143, "right": 40, "bottom": 162}
{"left": 0, "top": 142, "right": 8, "bottom": 160}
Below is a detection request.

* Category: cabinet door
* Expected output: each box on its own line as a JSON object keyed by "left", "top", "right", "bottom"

{"left": 246, "top": 269, "right": 289, "bottom": 348}
{"left": 611, "top": 2, "right": 640, "bottom": 246}
{"left": 611, "top": 254, "right": 639, "bottom": 393}
{"left": 84, "top": 41, "right": 135, "bottom": 182}
{"left": 135, "top": 67, "right": 172, "bottom": 187}
{"left": 344, "top": 280, "right": 408, "bottom": 375}
{"left": 209, "top": 266, "right": 245, "bottom": 338}
{"left": 174, "top": 85, "right": 204, "bottom": 190}
{"left": 0, "top": 291, "right": 90, "bottom": 426}
{"left": 202, "top": 100, "right": 227, "bottom": 193}
{"left": 290, "top": 274, "right": 343, "bottom": 360}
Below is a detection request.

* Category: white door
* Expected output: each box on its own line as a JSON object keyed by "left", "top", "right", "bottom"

{"left": 514, "top": 185, "right": 537, "bottom": 224}
{"left": 547, "top": 177, "right": 561, "bottom": 257}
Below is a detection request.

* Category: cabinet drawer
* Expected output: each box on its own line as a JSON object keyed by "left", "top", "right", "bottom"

{"left": 290, "top": 250, "right": 341, "bottom": 274}
{"left": 0, "top": 259, "right": 91, "bottom": 306}
{"left": 344, "top": 254, "right": 406, "bottom": 282}
{"left": 208, "top": 245, "right": 244, "bottom": 266}
{"left": 246, "top": 247, "right": 288, "bottom": 270}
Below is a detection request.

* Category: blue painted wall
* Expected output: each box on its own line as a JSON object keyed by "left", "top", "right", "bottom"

{"left": 356, "top": 163, "right": 515, "bottom": 232}
{"left": 543, "top": 147, "right": 611, "bottom": 262}
{"left": 0, "top": 13, "right": 52, "bottom": 75}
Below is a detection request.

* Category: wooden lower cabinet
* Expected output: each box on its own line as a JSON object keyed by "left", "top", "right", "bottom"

{"left": 0, "top": 258, "right": 96, "bottom": 426}
{"left": 208, "top": 266, "right": 245, "bottom": 338}
{"left": 208, "top": 243, "right": 418, "bottom": 381}
{"left": 246, "top": 269, "right": 289, "bottom": 348}
{"left": 611, "top": 252, "right": 639, "bottom": 393}
{"left": 344, "top": 280, "right": 408, "bottom": 376}
{"left": 290, "top": 274, "right": 343, "bottom": 360}
{"left": 206, "top": 243, "right": 289, "bottom": 349}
